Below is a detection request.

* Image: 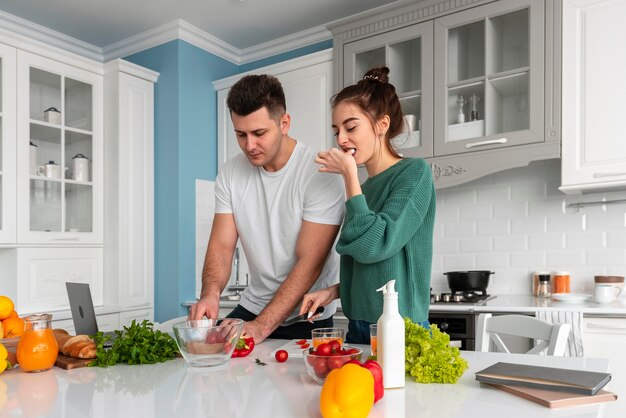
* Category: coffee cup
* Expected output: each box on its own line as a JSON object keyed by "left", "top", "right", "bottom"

{"left": 594, "top": 284, "right": 622, "bottom": 304}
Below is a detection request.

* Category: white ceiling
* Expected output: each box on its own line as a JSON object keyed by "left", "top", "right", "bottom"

{"left": 0, "top": 0, "right": 403, "bottom": 50}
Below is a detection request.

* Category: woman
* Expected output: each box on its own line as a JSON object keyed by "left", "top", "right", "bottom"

{"left": 300, "top": 67, "right": 436, "bottom": 344}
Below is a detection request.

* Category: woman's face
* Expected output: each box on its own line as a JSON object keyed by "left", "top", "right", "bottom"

{"left": 331, "top": 101, "right": 383, "bottom": 166}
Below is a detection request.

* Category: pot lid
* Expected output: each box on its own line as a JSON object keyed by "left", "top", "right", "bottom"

{"left": 47, "top": 160, "right": 57, "bottom": 165}
{"left": 44, "top": 106, "right": 60, "bottom": 113}
{"left": 72, "top": 153, "right": 88, "bottom": 159}
{"left": 30, "top": 141, "right": 38, "bottom": 147}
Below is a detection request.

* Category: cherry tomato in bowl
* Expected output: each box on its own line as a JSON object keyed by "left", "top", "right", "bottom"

{"left": 275, "top": 349, "right": 289, "bottom": 363}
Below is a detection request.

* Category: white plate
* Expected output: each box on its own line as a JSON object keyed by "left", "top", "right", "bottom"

{"left": 551, "top": 293, "right": 593, "bottom": 303}
{"left": 269, "top": 339, "right": 311, "bottom": 358}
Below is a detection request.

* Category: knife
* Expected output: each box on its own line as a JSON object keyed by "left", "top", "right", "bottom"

{"left": 282, "top": 307, "right": 324, "bottom": 326}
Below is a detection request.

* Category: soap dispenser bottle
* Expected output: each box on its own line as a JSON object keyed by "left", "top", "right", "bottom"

{"left": 376, "top": 279, "right": 405, "bottom": 388}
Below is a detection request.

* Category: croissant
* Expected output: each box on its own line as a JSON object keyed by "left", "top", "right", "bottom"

{"left": 52, "top": 329, "right": 97, "bottom": 359}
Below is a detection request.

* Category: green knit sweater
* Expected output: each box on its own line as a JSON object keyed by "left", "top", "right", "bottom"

{"left": 337, "top": 158, "right": 436, "bottom": 324}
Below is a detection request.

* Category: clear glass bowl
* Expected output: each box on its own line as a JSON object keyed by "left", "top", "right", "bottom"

{"left": 303, "top": 345, "right": 363, "bottom": 385}
{"left": 173, "top": 318, "right": 243, "bottom": 367}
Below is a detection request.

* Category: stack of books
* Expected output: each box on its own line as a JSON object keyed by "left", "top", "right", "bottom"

{"left": 475, "top": 362, "right": 617, "bottom": 409}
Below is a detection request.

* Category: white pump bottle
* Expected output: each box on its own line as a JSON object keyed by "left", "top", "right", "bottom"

{"left": 376, "top": 279, "right": 405, "bottom": 388}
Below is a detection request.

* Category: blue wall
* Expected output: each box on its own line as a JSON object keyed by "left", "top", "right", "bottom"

{"left": 125, "top": 39, "right": 331, "bottom": 321}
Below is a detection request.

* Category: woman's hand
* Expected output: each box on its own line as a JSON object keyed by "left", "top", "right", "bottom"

{"left": 315, "top": 148, "right": 357, "bottom": 177}
{"left": 299, "top": 284, "right": 340, "bottom": 321}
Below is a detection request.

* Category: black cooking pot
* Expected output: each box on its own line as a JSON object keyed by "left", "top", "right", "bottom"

{"left": 444, "top": 271, "right": 494, "bottom": 293}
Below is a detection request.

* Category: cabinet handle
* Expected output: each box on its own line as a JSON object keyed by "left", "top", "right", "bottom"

{"left": 51, "top": 237, "right": 80, "bottom": 241}
{"left": 593, "top": 171, "right": 626, "bottom": 178}
{"left": 587, "top": 322, "right": 626, "bottom": 331}
{"left": 465, "top": 138, "right": 508, "bottom": 149}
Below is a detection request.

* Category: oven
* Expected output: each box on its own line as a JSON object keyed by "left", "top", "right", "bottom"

{"left": 428, "top": 312, "right": 477, "bottom": 351}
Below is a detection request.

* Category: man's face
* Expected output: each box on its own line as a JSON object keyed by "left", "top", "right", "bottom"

{"left": 231, "top": 107, "right": 288, "bottom": 171}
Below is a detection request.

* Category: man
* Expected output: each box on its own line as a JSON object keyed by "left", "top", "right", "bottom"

{"left": 190, "top": 74, "right": 344, "bottom": 343}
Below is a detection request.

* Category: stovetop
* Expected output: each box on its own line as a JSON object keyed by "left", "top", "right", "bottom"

{"left": 430, "top": 290, "right": 497, "bottom": 305}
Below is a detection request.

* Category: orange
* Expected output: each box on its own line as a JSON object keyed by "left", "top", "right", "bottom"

{"left": 16, "top": 328, "right": 58, "bottom": 372}
{"left": 370, "top": 335, "right": 377, "bottom": 356}
{"left": 2, "top": 317, "right": 25, "bottom": 338}
{"left": 0, "top": 296, "right": 14, "bottom": 320}
{"left": 8, "top": 310, "right": 18, "bottom": 318}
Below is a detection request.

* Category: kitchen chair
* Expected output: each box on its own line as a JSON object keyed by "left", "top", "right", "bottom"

{"left": 475, "top": 313, "right": 571, "bottom": 356}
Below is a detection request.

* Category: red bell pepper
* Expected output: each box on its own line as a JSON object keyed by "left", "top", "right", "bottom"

{"left": 232, "top": 336, "right": 255, "bottom": 358}
{"left": 346, "top": 359, "right": 384, "bottom": 403}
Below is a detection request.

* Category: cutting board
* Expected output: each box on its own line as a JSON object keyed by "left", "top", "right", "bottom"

{"left": 54, "top": 353, "right": 94, "bottom": 369}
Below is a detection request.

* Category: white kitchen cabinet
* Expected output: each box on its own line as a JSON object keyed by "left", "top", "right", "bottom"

{"left": 119, "top": 308, "right": 154, "bottom": 328}
{"left": 16, "top": 50, "right": 103, "bottom": 243}
{"left": 8, "top": 247, "right": 103, "bottom": 314}
{"left": 215, "top": 49, "right": 334, "bottom": 167}
{"left": 328, "top": 0, "right": 561, "bottom": 188}
{"left": 0, "top": 43, "right": 17, "bottom": 244}
{"left": 560, "top": 0, "right": 626, "bottom": 194}
{"left": 104, "top": 59, "right": 158, "bottom": 317}
{"left": 582, "top": 316, "right": 626, "bottom": 391}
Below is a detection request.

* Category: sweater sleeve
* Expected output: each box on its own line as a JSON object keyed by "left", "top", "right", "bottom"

{"left": 336, "top": 159, "right": 435, "bottom": 264}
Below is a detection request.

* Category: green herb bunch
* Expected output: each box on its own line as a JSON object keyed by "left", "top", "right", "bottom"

{"left": 90, "top": 320, "right": 179, "bottom": 367}
{"left": 404, "top": 317, "right": 468, "bottom": 383}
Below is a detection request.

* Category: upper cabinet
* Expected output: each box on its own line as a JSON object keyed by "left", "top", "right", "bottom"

{"left": 329, "top": 0, "right": 561, "bottom": 188}
{"left": 0, "top": 43, "right": 16, "bottom": 243}
{"left": 344, "top": 23, "right": 434, "bottom": 158}
{"left": 434, "top": 0, "right": 544, "bottom": 156}
{"left": 560, "top": 0, "right": 626, "bottom": 194}
{"left": 16, "top": 51, "right": 103, "bottom": 243}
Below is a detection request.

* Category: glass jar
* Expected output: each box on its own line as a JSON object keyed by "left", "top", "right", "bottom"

{"left": 532, "top": 271, "right": 551, "bottom": 296}
{"left": 537, "top": 275, "right": 551, "bottom": 298}
{"left": 16, "top": 314, "right": 58, "bottom": 372}
{"left": 553, "top": 271, "right": 571, "bottom": 294}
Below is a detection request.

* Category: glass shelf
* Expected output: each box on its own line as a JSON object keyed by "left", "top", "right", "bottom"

{"left": 488, "top": 8, "right": 529, "bottom": 75}
{"left": 448, "top": 21, "right": 485, "bottom": 83}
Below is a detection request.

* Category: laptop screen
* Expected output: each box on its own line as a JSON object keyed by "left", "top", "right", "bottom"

{"left": 65, "top": 282, "right": 99, "bottom": 335}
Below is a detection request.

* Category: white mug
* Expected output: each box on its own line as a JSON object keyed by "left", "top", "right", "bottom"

{"left": 594, "top": 284, "right": 622, "bottom": 304}
{"left": 403, "top": 114, "right": 417, "bottom": 133}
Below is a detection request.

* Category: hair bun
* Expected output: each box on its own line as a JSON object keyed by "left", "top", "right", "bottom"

{"left": 362, "top": 67, "right": 390, "bottom": 84}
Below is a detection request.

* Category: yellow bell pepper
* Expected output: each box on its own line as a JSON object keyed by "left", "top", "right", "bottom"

{"left": 320, "top": 363, "right": 375, "bottom": 418}
{"left": 0, "top": 343, "right": 8, "bottom": 374}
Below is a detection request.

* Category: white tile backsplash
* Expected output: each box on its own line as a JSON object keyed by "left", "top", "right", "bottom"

{"left": 432, "top": 159, "right": 626, "bottom": 295}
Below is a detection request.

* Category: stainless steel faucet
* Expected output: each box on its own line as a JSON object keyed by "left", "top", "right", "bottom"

{"left": 228, "top": 246, "right": 246, "bottom": 295}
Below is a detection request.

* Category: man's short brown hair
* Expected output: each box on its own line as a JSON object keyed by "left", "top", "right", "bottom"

{"left": 226, "top": 74, "right": 286, "bottom": 121}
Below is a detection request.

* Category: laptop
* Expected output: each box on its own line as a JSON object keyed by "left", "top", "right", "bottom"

{"left": 65, "top": 282, "right": 118, "bottom": 346}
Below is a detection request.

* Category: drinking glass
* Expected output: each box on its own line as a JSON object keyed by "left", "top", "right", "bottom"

{"left": 311, "top": 328, "right": 344, "bottom": 348}
{"left": 370, "top": 324, "right": 377, "bottom": 356}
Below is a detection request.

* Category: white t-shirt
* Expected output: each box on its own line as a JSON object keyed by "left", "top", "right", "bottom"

{"left": 215, "top": 142, "right": 345, "bottom": 321}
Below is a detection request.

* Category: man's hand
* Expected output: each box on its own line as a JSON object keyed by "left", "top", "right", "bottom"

{"left": 242, "top": 319, "right": 272, "bottom": 344}
{"left": 189, "top": 296, "right": 219, "bottom": 320}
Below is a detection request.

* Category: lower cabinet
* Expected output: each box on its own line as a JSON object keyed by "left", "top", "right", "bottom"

{"left": 582, "top": 317, "right": 626, "bottom": 391}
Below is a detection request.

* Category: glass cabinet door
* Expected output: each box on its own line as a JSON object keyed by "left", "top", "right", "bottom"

{"left": 434, "top": 0, "right": 544, "bottom": 156}
{"left": 0, "top": 44, "right": 16, "bottom": 243}
{"left": 343, "top": 22, "right": 433, "bottom": 158}
{"left": 17, "top": 51, "right": 103, "bottom": 243}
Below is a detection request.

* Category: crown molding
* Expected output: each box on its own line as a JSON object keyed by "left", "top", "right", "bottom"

{"left": 237, "top": 25, "right": 331, "bottom": 64}
{"left": 0, "top": 10, "right": 332, "bottom": 67}
{"left": 213, "top": 48, "right": 332, "bottom": 90}
{"left": 104, "top": 59, "right": 160, "bottom": 83}
{"left": 0, "top": 9, "right": 103, "bottom": 68}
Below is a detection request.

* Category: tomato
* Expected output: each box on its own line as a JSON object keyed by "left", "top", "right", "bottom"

{"left": 300, "top": 343, "right": 310, "bottom": 349}
{"left": 313, "top": 357, "right": 329, "bottom": 378}
{"left": 295, "top": 339, "right": 307, "bottom": 345}
{"left": 346, "top": 348, "right": 360, "bottom": 355}
{"left": 315, "top": 343, "right": 331, "bottom": 356}
{"left": 306, "top": 353, "right": 317, "bottom": 367}
{"left": 275, "top": 349, "right": 288, "bottom": 363}
{"left": 328, "top": 340, "right": 341, "bottom": 352}
{"left": 327, "top": 356, "right": 344, "bottom": 370}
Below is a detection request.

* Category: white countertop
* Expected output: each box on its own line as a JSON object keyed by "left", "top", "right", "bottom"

{"left": 1, "top": 340, "right": 623, "bottom": 417}
{"left": 430, "top": 294, "right": 626, "bottom": 316}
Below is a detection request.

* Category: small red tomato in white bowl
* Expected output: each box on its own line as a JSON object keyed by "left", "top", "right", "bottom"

{"left": 275, "top": 349, "right": 288, "bottom": 363}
